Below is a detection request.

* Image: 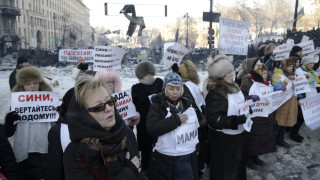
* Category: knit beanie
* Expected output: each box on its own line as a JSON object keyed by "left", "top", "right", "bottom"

{"left": 135, "top": 61, "right": 155, "bottom": 79}
{"left": 290, "top": 46, "right": 302, "bottom": 56}
{"left": 17, "top": 56, "right": 30, "bottom": 65}
{"left": 208, "top": 55, "right": 234, "bottom": 78}
{"left": 162, "top": 72, "right": 183, "bottom": 93}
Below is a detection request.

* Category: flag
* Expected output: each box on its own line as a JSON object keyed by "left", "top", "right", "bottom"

{"left": 285, "top": 7, "right": 304, "bottom": 26}
{"left": 272, "top": 19, "right": 277, "bottom": 26}
{"left": 175, "top": 27, "right": 179, "bottom": 42}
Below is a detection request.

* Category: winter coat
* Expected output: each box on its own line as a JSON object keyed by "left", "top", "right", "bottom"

{"left": 0, "top": 124, "right": 21, "bottom": 180}
{"left": 131, "top": 77, "right": 163, "bottom": 166}
{"left": 146, "top": 93, "right": 198, "bottom": 180}
{"left": 272, "top": 68, "right": 298, "bottom": 127}
{"left": 240, "top": 70, "right": 274, "bottom": 156}
{"left": 9, "top": 69, "right": 17, "bottom": 90}
{"left": 205, "top": 78, "right": 246, "bottom": 180}
{"left": 63, "top": 96, "right": 145, "bottom": 180}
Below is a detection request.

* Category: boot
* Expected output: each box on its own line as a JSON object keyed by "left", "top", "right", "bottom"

{"left": 246, "top": 159, "right": 257, "bottom": 169}
{"left": 290, "top": 133, "right": 303, "bottom": 143}
{"left": 252, "top": 156, "right": 265, "bottom": 166}
{"left": 276, "top": 140, "right": 291, "bottom": 149}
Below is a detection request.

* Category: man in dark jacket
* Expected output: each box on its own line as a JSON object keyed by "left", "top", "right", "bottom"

{"left": 0, "top": 124, "right": 21, "bottom": 180}
{"left": 9, "top": 56, "right": 30, "bottom": 90}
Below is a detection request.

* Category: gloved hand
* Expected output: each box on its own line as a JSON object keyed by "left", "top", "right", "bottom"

{"left": 250, "top": 95, "right": 260, "bottom": 102}
{"left": 5, "top": 111, "right": 20, "bottom": 126}
{"left": 236, "top": 114, "right": 247, "bottom": 125}
{"left": 280, "top": 87, "right": 286, "bottom": 91}
{"left": 77, "top": 63, "right": 88, "bottom": 71}
{"left": 288, "top": 75, "right": 295, "bottom": 81}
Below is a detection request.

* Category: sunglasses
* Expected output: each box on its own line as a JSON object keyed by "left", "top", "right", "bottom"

{"left": 87, "top": 97, "right": 117, "bottom": 112}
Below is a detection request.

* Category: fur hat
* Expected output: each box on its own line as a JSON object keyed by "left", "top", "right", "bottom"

{"left": 178, "top": 60, "right": 200, "bottom": 85}
{"left": 162, "top": 72, "right": 183, "bottom": 92}
{"left": 12, "top": 66, "right": 52, "bottom": 92}
{"left": 302, "top": 53, "right": 319, "bottom": 65}
{"left": 94, "top": 69, "right": 122, "bottom": 92}
{"left": 17, "top": 56, "right": 30, "bottom": 65}
{"left": 208, "top": 55, "right": 234, "bottom": 78}
{"left": 281, "top": 58, "right": 296, "bottom": 74}
{"left": 264, "top": 43, "right": 275, "bottom": 55}
{"left": 135, "top": 61, "right": 155, "bottom": 79}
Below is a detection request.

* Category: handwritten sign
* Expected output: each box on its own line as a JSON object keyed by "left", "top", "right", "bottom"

{"left": 273, "top": 43, "right": 293, "bottom": 61}
{"left": 218, "top": 16, "right": 250, "bottom": 55}
{"left": 11, "top": 91, "right": 60, "bottom": 123}
{"left": 112, "top": 89, "right": 136, "bottom": 123}
{"left": 297, "top": 40, "right": 315, "bottom": 55}
{"left": 293, "top": 75, "right": 311, "bottom": 95}
{"left": 265, "top": 82, "right": 294, "bottom": 113}
{"left": 93, "top": 46, "right": 126, "bottom": 71}
{"left": 59, "top": 49, "right": 94, "bottom": 63}
{"left": 161, "top": 43, "right": 190, "bottom": 67}
{"left": 299, "top": 93, "right": 320, "bottom": 130}
{"left": 287, "top": 39, "right": 295, "bottom": 45}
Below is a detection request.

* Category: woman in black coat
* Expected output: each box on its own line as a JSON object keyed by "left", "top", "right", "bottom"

{"left": 147, "top": 72, "right": 199, "bottom": 180}
{"left": 63, "top": 76, "right": 145, "bottom": 180}
{"left": 206, "top": 55, "right": 247, "bottom": 180}
{"left": 0, "top": 124, "right": 21, "bottom": 180}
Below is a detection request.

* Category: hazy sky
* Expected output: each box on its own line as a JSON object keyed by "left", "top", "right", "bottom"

{"left": 82, "top": 0, "right": 228, "bottom": 29}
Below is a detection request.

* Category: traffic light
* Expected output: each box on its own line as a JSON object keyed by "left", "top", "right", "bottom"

{"left": 208, "top": 28, "right": 215, "bottom": 45}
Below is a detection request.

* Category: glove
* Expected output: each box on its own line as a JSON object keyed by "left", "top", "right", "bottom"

{"left": 77, "top": 63, "right": 88, "bottom": 71}
{"left": 5, "top": 111, "right": 20, "bottom": 126}
{"left": 232, "top": 114, "right": 246, "bottom": 125}
{"left": 250, "top": 95, "right": 260, "bottom": 102}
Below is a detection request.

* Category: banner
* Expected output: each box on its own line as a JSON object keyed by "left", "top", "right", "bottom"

{"left": 299, "top": 93, "right": 320, "bottom": 130}
{"left": 59, "top": 49, "right": 95, "bottom": 63}
{"left": 286, "top": 39, "right": 295, "bottom": 45}
{"left": 93, "top": 46, "right": 126, "bottom": 71}
{"left": 249, "top": 100, "right": 270, "bottom": 118}
{"left": 293, "top": 75, "right": 311, "bottom": 95}
{"left": 11, "top": 91, "right": 59, "bottom": 123}
{"left": 218, "top": 16, "right": 250, "bottom": 55}
{"left": 273, "top": 43, "right": 293, "bottom": 61}
{"left": 301, "top": 35, "right": 309, "bottom": 42}
{"left": 264, "top": 82, "right": 294, "bottom": 113}
{"left": 297, "top": 40, "right": 315, "bottom": 55}
{"left": 112, "top": 89, "right": 136, "bottom": 124}
{"left": 161, "top": 43, "right": 190, "bottom": 67}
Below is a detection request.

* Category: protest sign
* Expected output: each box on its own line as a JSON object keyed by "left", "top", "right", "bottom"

{"left": 112, "top": 89, "right": 136, "bottom": 124}
{"left": 299, "top": 93, "right": 320, "bottom": 130}
{"left": 218, "top": 16, "right": 250, "bottom": 55}
{"left": 293, "top": 75, "right": 311, "bottom": 95}
{"left": 11, "top": 91, "right": 59, "bottom": 123}
{"left": 301, "top": 35, "right": 310, "bottom": 42}
{"left": 297, "top": 40, "right": 315, "bottom": 55}
{"left": 227, "top": 91, "right": 246, "bottom": 116}
{"left": 243, "top": 117, "right": 253, "bottom": 132}
{"left": 249, "top": 100, "right": 270, "bottom": 118}
{"left": 93, "top": 46, "right": 126, "bottom": 71}
{"left": 161, "top": 43, "right": 190, "bottom": 67}
{"left": 59, "top": 49, "right": 94, "bottom": 63}
{"left": 286, "top": 39, "right": 295, "bottom": 45}
{"left": 265, "top": 82, "right": 294, "bottom": 113}
{"left": 273, "top": 43, "right": 293, "bottom": 61}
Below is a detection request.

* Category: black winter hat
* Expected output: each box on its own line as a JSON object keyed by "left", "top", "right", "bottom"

{"left": 57, "top": 87, "right": 75, "bottom": 115}
{"left": 135, "top": 61, "right": 155, "bottom": 79}
{"left": 17, "top": 56, "right": 30, "bottom": 65}
{"left": 290, "top": 46, "right": 302, "bottom": 56}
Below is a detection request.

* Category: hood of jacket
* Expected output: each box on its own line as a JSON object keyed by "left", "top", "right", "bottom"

{"left": 207, "top": 78, "right": 240, "bottom": 99}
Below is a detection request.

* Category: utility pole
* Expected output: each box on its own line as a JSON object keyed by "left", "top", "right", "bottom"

{"left": 209, "top": 0, "right": 213, "bottom": 53}
{"left": 184, "top": 13, "right": 189, "bottom": 48}
{"left": 292, "top": 0, "right": 299, "bottom": 31}
{"left": 53, "top": 13, "right": 57, "bottom": 50}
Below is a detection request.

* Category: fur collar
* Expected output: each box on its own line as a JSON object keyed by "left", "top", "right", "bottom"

{"left": 207, "top": 78, "right": 240, "bottom": 99}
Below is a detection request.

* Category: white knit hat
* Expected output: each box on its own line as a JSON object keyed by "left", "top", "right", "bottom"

{"left": 208, "top": 54, "right": 234, "bottom": 78}
{"left": 302, "top": 53, "right": 319, "bottom": 65}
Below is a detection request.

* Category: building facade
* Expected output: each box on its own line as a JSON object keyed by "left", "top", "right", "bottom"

{"left": 0, "top": 0, "right": 21, "bottom": 56}
{"left": 14, "top": 0, "right": 91, "bottom": 51}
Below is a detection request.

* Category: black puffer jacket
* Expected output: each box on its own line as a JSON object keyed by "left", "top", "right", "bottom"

{"left": 9, "top": 69, "right": 17, "bottom": 90}
{"left": 0, "top": 124, "right": 21, "bottom": 180}
{"left": 63, "top": 97, "right": 145, "bottom": 180}
{"left": 146, "top": 93, "right": 198, "bottom": 180}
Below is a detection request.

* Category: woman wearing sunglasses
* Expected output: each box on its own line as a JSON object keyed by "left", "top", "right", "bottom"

{"left": 63, "top": 76, "right": 145, "bottom": 180}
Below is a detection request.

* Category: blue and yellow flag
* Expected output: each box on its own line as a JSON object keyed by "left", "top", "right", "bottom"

{"left": 286, "top": 7, "right": 304, "bottom": 26}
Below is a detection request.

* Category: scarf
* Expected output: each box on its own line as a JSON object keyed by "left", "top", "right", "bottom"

{"left": 250, "top": 76, "right": 270, "bottom": 86}
{"left": 76, "top": 119, "right": 127, "bottom": 180}
{"left": 139, "top": 77, "right": 155, "bottom": 85}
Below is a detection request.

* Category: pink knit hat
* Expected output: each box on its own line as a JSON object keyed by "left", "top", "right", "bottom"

{"left": 94, "top": 69, "right": 122, "bottom": 93}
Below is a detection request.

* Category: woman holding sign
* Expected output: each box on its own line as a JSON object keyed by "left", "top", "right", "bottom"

{"left": 205, "top": 55, "right": 247, "bottom": 180}
{"left": 4, "top": 66, "right": 53, "bottom": 180}
{"left": 146, "top": 72, "right": 199, "bottom": 180}
{"left": 63, "top": 76, "right": 145, "bottom": 180}
{"left": 272, "top": 58, "right": 297, "bottom": 149}
{"left": 241, "top": 64, "right": 274, "bottom": 167}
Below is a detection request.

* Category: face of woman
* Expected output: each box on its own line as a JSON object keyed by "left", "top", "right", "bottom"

{"left": 23, "top": 81, "right": 40, "bottom": 91}
{"left": 85, "top": 86, "right": 116, "bottom": 131}
{"left": 105, "top": 81, "right": 114, "bottom": 93}
{"left": 223, "top": 72, "right": 234, "bottom": 83}
{"left": 142, "top": 73, "right": 154, "bottom": 80}
{"left": 262, "top": 70, "right": 268, "bottom": 81}
{"left": 296, "top": 60, "right": 300, "bottom": 68}
{"left": 166, "top": 84, "right": 182, "bottom": 101}
{"left": 306, "top": 63, "right": 315, "bottom": 70}
{"left": 287, "top": 64, "right": 294, "bottom": 73}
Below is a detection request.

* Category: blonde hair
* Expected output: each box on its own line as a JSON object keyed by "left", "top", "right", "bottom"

{"left": 74, "top": 75, "right": 108, "bottom": 108}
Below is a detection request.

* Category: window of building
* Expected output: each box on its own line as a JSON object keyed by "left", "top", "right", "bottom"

{"left": 23, "top": 15, "right": 25, "bottom": 23}
{"left": 24, "top": 28, "right": 26, "bottom": 36}
{"left": 18, "top": 28, "right": 21, "bottom": 36}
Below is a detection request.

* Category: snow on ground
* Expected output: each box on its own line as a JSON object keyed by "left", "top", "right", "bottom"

{"left": 0, "top": 63, "right": 319, "bottom": 179}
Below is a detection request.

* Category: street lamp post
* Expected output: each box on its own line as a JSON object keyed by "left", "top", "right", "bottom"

{"left": 53, "top": 13, "right": 57, "bottom": 50}
{"left": 184, "top": 13, "right": 189, "bottom": 48}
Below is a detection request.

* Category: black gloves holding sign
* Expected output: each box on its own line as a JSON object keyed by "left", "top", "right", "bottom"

{"left": 4, "top": 111, "right": 20, "bottom": 137}
{"left": 230, "top": 114, "right": 247, "bottom": 130}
